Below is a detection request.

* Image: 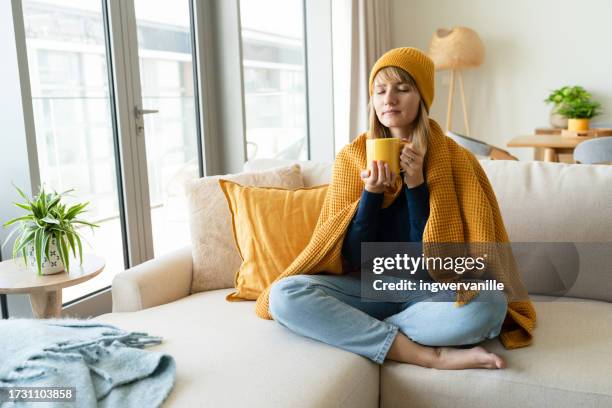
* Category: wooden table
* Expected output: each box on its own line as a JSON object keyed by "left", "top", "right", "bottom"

{"left": 507, "top": 134, "right": 590, "bottom": 162}
{"left": 0, "top": 255, "right": 105, "bottom": 318}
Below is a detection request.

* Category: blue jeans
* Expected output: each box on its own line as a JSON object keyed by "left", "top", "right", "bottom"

{"left": 268, "top": 272, "right": 507, "bottom": 365}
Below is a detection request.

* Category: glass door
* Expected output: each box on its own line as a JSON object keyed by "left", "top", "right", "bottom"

{"left": 22, "top": 0, "right": 128, "bottom": 303}
{"left": 133, "top": 0, "right": 201, "bottom": 257}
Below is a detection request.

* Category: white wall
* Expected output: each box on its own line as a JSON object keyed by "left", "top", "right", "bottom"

{"left": 390, "top": 0, "right": 612, "bottom": 160}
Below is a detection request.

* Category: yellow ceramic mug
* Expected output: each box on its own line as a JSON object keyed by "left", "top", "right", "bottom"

{"left": 366, "top": 137, "right": 402, "bottom": 175}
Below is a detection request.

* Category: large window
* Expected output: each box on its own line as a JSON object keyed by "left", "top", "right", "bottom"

{"left": 9, "top": 0, "right": 333, "bottom": 316}
{"left": 239, "top": 0, "right": 308, "bottom": 161}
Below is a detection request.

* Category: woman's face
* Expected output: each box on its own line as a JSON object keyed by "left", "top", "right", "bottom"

{"left": 372, "top": 77, "right": 421, "bottom": 132}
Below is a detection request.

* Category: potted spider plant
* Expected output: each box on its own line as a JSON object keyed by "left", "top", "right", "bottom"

{"left": 2, "top": 185, "right": 98, "bottom": 275}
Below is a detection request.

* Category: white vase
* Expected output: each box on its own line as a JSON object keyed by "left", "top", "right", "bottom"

{"left": 26, "top": 237, "right": 65, "bottom": 275}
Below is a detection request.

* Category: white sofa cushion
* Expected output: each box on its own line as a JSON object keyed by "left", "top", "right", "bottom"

{"left": 380, "top": 295, "right": 612, "bottom": 408}
{"left": 479, "top": 160, "right": 612, "bottom": 243}
{"left": 480, "top": 160, "right": 612, "bottom": 302}
{"left": 97, "top": 288, "right": 379, "bottom": 408}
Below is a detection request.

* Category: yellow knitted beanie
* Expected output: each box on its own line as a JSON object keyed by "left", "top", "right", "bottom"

{"left": 368, "top": 47, "right": 435, "bottom": 112}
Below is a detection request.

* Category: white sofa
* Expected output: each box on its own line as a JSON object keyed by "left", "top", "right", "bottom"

{"left": 96, "top": 159, "right": 612, "bottom": 407}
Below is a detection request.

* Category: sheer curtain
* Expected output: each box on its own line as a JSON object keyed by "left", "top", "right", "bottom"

{"left": 333, "top": 0, "right": 392, "bottom": 154}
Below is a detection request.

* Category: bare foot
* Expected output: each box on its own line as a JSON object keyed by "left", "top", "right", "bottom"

{"left": 386, "top": 333, "right": 505, "bottom": 370}
{"left": 431, "top": 346, "right": 506, "bottom": 370}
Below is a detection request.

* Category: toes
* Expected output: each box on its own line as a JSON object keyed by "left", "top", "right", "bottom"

{"left": 471, "top": 347, "right": 504, "bottom": 369}
{"left": 484, "top": 352, "right": 505, "bottom": 369}
{"left": 494, "top": 354, "right": 506, "bottom": 369}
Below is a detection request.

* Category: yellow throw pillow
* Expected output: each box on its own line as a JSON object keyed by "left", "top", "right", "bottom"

{"left": 218, "top": 179, "right": 328, "bottom": 301}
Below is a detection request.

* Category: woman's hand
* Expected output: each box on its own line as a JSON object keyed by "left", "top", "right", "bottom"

{"left": 400, "top": 142, "right": 426, "bottom": 188}
{"left": 361, "top": 160, "right": 397, "bottom": 194}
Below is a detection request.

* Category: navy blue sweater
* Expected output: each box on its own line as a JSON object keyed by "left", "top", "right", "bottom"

{"left": 341, "top": 182, "right": 430, "bottom": 270}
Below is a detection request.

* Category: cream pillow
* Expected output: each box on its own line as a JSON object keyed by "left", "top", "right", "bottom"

{"left": 186, "top": 164, "right": 304, "bottom": 293}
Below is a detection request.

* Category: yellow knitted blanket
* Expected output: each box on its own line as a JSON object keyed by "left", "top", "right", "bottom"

{"left": 255, "top": 119, "right": 537, "bottom": 349}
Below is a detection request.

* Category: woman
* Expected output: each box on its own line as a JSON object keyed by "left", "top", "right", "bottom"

{"left": 261, "top": 47, "right": 535, "bottom": 370}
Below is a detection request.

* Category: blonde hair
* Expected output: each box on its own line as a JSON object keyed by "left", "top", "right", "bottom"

{"left": 368, "top": 66, "right": 430, "bottom": 155}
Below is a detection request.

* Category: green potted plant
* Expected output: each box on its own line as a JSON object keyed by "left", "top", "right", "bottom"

{"left": 555, "top": 99, "right": 602, "bottom": 132}
{"left": 544, "top": 86, "right": 592, "bottom": 129}
{"left": 2, "top": 185, "right": 98, "bottom": 275}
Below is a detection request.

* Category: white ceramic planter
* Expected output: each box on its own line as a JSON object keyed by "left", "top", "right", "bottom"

{"left": 549, "top": 107, "right": 568, "bottom": 129}
{"left": 26, "top": 237, "right": 65, "bottom": 275}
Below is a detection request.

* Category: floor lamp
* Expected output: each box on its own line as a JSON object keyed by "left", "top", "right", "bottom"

{"left": 429, "top": 27, "right": 485, "bottom": 136}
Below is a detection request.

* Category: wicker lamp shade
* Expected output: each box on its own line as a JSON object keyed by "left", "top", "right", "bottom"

{"left": 428, "top": 27, "right": 485, "bottom": 70}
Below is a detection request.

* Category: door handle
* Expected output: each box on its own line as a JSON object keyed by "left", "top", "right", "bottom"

{"left": 135, "top": 107, "right": 159, "bottom": 117}
{"left": 134, "top": 106, "right": 159, "bottom": 135}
